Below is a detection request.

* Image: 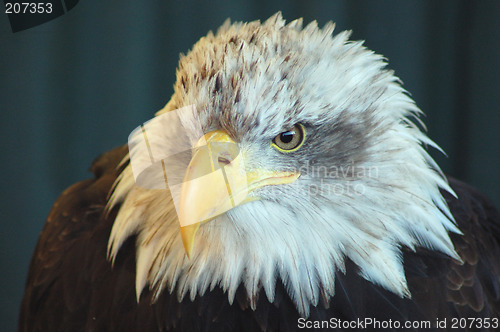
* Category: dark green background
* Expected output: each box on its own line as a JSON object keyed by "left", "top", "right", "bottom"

{"left": 1, "top": 1, "right": 499, "bottom": 330}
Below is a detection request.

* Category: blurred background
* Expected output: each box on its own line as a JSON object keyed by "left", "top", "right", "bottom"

{"left": 1, "top": 0, "right": 499, "bottom": 330}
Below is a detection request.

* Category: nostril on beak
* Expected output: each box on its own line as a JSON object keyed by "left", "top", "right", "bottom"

{"left": 218, "top": 156, "right": 231, "bottom": 166}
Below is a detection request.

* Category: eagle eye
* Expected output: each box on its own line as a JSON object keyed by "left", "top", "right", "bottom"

{"left": 272, "top": 123, "right": 305, "bottom": 152}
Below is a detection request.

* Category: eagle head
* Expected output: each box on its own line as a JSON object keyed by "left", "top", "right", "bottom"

{"left": 107, "top": 12, "right": 461, "bottom": 316}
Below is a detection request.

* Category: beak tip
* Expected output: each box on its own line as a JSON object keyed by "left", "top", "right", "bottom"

{"left": 180, "top": 222, "right": 201, "bottom": 260}
{"left": 183, "top": 241, "right": 194, "bottom": 259}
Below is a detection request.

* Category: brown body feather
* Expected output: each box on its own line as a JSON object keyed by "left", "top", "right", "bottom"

{"left": 19, "top": 146, "right": 500, "bottom": 331}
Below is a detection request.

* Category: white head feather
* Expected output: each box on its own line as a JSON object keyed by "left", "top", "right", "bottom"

{"left": 107, "top": 12, "right": 461, "bottom": 317}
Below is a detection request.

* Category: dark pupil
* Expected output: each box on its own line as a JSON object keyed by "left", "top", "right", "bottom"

{"left": 280, "top": 131, "right": 295, "bottom": 144}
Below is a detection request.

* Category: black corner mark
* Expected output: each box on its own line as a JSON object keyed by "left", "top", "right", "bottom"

{"left": 5, "top": 0, "right": 80, "bottom": 33}
{"left": 63, "top": 0, "right": 78, "bottom": 11}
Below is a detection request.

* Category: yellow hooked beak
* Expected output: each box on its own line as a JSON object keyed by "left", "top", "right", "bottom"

{"left": 179, "top": 130, "right": 300, "bottom": 258}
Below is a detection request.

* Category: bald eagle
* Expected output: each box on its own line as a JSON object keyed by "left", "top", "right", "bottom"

{"left": 19, "top": 13, "right": 500, "bottom": 332}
